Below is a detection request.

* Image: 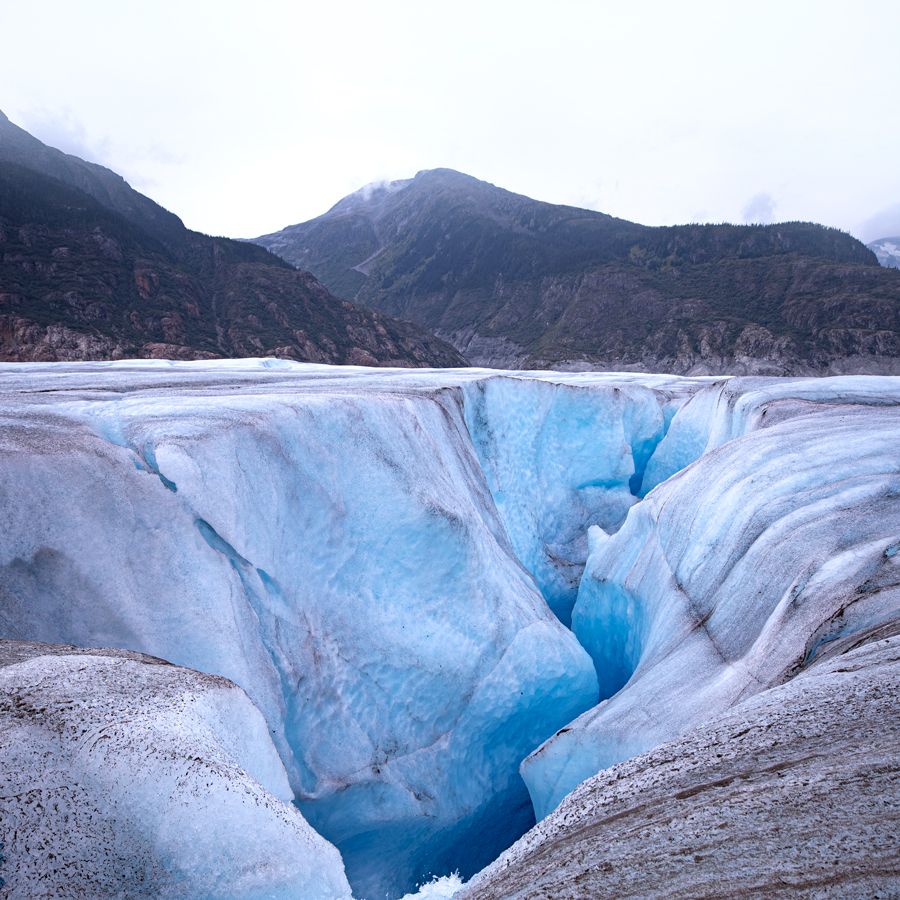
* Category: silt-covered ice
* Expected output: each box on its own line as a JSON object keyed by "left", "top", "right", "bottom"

{"left": 0, "top": 640, "right": 352, "bottom": 899}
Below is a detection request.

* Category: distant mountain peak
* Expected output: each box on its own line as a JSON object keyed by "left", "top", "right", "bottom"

{"left": 868, "top": 236, "right": 900, "bottom": 269}
{"left": 413, "top": 167, "right": 481, "bottom": 182}
{"left": 252, "top": 171, "right": 898, "bottom": 375}
{"left": 0, "top": 110, "right": 187, "bottom": 245}
{"left": 323, "top": 169, "right": 493, "bottom": 216}
{"left": 328, "top": 176, "right": 413, "bottom": 215}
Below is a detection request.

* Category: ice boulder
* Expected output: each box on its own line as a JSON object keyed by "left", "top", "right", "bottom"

{"left": 524, "top": 395, "right": 900, "bottom": 818}
{"left": 0, "top": 639, "right": 351, "bottom": 899}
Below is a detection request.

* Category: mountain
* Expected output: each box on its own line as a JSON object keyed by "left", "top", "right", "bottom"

{"left": 869, "top": 236, "right": 900, "bottom": 269}
{"left": 0, "top": 113, "right": 465, "bottom": 366}
{"left": 254, "top": 169, "right": 900, "bottom": 374}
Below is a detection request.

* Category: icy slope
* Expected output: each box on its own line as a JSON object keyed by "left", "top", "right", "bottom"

{"left": 460, "top": 635, "right": 900, "bottom": 899}
{"left": 0, "top": 639, "right": 351, "bottom": 899}
{"left": 461, "top": 376, "right": 686, "bottom": 623}
{"left": 523, "top": 381, "right": 900, "bottom": 817}
{"left": 0, "top": 360, "right": 630, "bottom": 899}
{"left": 643, "top": 374, "right": 900, "bottom": 491}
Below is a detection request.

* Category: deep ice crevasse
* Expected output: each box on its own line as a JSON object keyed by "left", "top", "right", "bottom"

{"left": 3, "top": 362, "right": 651, "bottom": 898}
{"left": 460, "top": 375, "right": 687, "bottom": 623}
{"left": 1, "top": 361, "right": 897, "bottom": 897}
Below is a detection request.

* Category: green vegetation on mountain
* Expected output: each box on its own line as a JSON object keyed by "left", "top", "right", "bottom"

{"left": 255, "top": 169, "right": 899, "bottom": 373}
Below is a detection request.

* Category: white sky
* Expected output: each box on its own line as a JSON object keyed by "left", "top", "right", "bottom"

{"left": 2, "top": 0, "right": 899, "bottom": 240}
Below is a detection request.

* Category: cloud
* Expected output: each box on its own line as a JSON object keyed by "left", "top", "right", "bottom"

{"left": 13, "top": 106, "right": 187, "bottom": 201}
{"left": 742, "top": 191, "right": 776, "bottom": 224}
{"left": 18, "top": 107, "right": 113, "bottom": 167}
{"left": 857, "top": 203, "right": 900, "bottom": 242}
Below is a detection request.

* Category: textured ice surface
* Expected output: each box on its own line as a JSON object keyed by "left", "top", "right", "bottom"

{"left": 399, "top": 873, "right": 465, "bottom": 899}
{"left": 461, "top": 635, "right": 900, "bottom": 899}
{"left": 523, "top": 377, "right": 900, "bottom": 818}
{"left": 643, "top": 374, "right": 900, "bottom": 492}
{"left": 462, "top": 376, "right": 678, "bottom": 623}
{"left": 0, "top": 639, "right": 351, "bottom": 899}
{"left": 4, "top": 360, "right": 896, "bottom": 896}
{"left": 0, "top": 360, "right": 652, "bottom": 898}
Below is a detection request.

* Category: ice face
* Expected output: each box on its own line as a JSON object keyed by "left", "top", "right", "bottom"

{"left": 461, "top": 376, "right": 672, "bottom": 624}
{"left": 523, "top": 385, "right": 900, "bottom": 819}
{"left": 0, "top": 361, "right": 602, "bottom": 899}
{"left": 0, "top": 641, "right": 352, "bottom": 899}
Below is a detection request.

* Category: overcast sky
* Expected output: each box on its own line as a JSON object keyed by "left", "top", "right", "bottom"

{"left": 2, "top": 0, "right": 899, "bottom": 241}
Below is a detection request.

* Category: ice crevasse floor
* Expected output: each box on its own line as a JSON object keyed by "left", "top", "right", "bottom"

{"left": 0, "top": 360, "right": 898, "bottom": 899}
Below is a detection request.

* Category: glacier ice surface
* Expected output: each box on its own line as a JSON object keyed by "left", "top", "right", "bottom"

{"left": 0, "top": 361, "right": 642, "bottom": 898}
{"left": 523, "top": 376, "right": 900, "bottom": 818}
{"left": 2, "top": 361, "right": 897, "bottom": 896}
{"left": 399, "top": 873, "right": 465, "bottom": 899}
{"left": 460, "top": 635, "right": 900, "bottom": 898}
{"left": 0, "top": 640, "right": 352, "bottom": 899}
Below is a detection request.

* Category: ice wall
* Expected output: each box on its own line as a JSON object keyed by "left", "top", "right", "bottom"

{"left": 0, "top": 364, "right": 599, "bottom": 899}
{"left": 462, "top": 376, "right": 676, "bottom": 623}
{"left": 523, "top": 388, "right": 900, "bottom": 818}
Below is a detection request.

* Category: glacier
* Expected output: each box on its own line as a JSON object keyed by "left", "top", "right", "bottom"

{"left": 0, "top": 361, "right": 659, "bottom": 898}
{"left": 0, "top": 360, "right": 898, "bottom": 898}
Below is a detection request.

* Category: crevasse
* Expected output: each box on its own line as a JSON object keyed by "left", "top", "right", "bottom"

{"left": 521, "top": 375, "right": 900, "bottom": 820}
{"left": 1, "top": 362, "right": 898, "bottom": 898}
